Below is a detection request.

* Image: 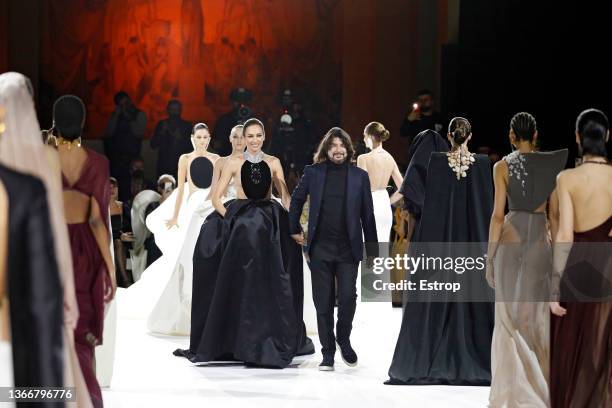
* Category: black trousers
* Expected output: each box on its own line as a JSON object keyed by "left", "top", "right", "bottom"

{"left": 309, "top": 258, "right": 358, "bottom": 357}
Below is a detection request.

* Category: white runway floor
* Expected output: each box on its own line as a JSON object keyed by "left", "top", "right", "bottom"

{"left": 103, "top": 301, "right": 489, "bottom": 408}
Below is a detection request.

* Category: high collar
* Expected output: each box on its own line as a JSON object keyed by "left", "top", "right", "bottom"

{"left": 326, "top": 160, "right": 348, "bottom": 170}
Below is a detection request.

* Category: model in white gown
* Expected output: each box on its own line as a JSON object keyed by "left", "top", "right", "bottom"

{"left": 357, "top": 122, "right": 404, "bottom": 242}
{"left": 118, "top": 125, "right": 246, "bottom": 336}
{"left": 146, "top": 124, "right": 219, "bottom": 335}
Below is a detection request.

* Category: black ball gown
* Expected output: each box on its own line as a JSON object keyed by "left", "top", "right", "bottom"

{"left": 179, "top": 158, "right": 313, "bottom": 368}
{"left": 387, "top": 152, "right": 494, "bottom": 385}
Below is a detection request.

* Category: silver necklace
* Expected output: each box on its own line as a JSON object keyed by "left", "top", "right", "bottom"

{"left": 244, "top": 150, "right": 264, "bottom": 163}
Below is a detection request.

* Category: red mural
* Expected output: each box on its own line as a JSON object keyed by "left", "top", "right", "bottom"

{"left": 40, "top": 0, "right": 343, "bottom": 138}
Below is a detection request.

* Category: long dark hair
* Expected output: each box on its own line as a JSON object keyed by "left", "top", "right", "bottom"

{"left": 313, "top": 127, "right": 355, "bottom": 163}
{"left": 576, "top": 108, "right": 608, "bottom": 157}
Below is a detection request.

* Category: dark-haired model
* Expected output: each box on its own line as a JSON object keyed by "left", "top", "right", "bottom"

{"left": 146, "top": 123, "right": 219, "bottom": 335}
{"left": 184, "top": 118, "right": 313, "bottom": 368}
{"left": 55, "top": 95, "right": 114, "bottom": 408}
{"left": 387, "top": 117, "right": 494, "bottom": 385}
{"left": 486, "top": 112, "right": 567, "bottom": 406}
{"left": 549, "top": 109, "right": 611, "bottom": 408}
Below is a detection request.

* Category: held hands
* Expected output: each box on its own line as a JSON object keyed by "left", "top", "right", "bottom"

{"left": 291, "top": 232, "right": 305, "bottom": 246}
{"left": 120, "top": 232, "right": 135, "bottom": 242}
{"left": 549, "top": 302, "right": 567, "bottom": 317}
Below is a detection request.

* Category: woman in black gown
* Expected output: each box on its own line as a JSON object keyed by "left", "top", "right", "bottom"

{"left": 180, "top": 118, "right": 313, "bottom": 368}
{"left": 386, "top": 117, "right": 494, "bottom": 385}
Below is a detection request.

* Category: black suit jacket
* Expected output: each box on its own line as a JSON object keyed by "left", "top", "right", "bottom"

{"left": 289, "top": 161, "right": 378, "bottom": 264}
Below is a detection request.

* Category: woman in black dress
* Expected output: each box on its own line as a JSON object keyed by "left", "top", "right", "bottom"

{"left": 387, "top": 117, "right": 494, "bottom": 385}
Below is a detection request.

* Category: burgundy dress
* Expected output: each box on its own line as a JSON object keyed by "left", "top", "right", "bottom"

{"left": 550, "top": 216, "right": 612, "bottom": 408}
{"left": 62, "top": 149, "right": 111, "bottom": 408}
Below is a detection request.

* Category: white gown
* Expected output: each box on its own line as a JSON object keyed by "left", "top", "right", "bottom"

{"left": 371, "top": 189, "right": 392, "bottom": 243}
{"left": 146, "top": 187, "right": 214, "bottom": 335}
{"left": 117, "top": 184, "right": 238, "bottom": 336}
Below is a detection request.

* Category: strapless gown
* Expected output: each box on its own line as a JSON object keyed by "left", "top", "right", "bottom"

{"left": 118, "top": 157, "right": 218, "bottom": 336}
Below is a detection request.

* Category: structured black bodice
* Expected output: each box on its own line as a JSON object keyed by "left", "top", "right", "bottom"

{"left": 190, "top": 157, "right": 214, "bottom": 189}
{"left": 241, "top": 160, "right": 272, "bottom": 200}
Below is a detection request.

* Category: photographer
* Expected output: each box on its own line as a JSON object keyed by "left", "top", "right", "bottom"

{"left": 150, "top": 99, "right": 193, "bottom": 179}
{"left": 213, "top": 88, "right": 253, "bottom": 156}
{"left": 399, "top": 89, "right": 444, "bottom": 147}
{"left": 270, "top": 89, "right": 316, "bottom": 177}
{"left": 105, "top": 91, "right": 147, "bottom": 201}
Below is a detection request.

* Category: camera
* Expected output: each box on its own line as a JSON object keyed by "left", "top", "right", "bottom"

{"left": 230, "top": 88, "right": 253, "bottom": 123}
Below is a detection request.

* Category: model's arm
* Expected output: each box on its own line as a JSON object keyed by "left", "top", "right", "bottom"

{"left": 548, "top": 188, "right": 560, "bottom": 240}
{"left": 167, "top": 155, "right": 187, "bottom": 228}
{"left": 89, "top": 196, "right": 116, "bottom": 300}
{"left": 486, "top": 160, "right": 508, "bottom": 288}
{"left": 390, "top": 162, "right": 404, "bottom": 205}
{"left": 550, "top": 172, "right": 574, "bottom": 316}
{"left": 208, "top": 156, "right": 225, "bottom": 200}
{"left": 212, "top": 158, "right": 237, "bottom": 217}
{"left": 270, "top": 157, "right": 290, "bottom": 210}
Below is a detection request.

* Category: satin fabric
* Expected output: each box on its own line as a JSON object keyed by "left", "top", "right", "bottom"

{"left": 189, "top": 199, "right": 314, "bottom": 368}
{"left": 147, "top": 188, "right": 213, "bottom": 335}
{"left": 1, "top": 164, "right": 64, "bottom": 401}
{"left": 387, "top": 154, "right": 494, "bottom": 386}
{"left": 551, "top": 217, "right": 612, "bottom": 408}
{"left": 399, "top": 130, "right": 449, "bottom": 220}
{"left": 372, "top": 189, "right": 392, "bottom": 243}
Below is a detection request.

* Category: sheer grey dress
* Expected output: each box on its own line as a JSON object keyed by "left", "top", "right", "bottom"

{"left": 488, "top": 149, "right": 567, "bottom": 407}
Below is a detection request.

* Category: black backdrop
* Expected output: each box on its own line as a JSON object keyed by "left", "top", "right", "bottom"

{"left": 441, "top": 0, "right": 611, "bottom": 164}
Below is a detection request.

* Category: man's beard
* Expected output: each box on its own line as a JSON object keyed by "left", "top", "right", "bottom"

{"left": 329, "top": 153, "right": 346, "bottom": 164}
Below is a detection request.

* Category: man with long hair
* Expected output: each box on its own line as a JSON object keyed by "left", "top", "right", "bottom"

{"left": 289, "top": 127, "right": 378, "bottom": 371}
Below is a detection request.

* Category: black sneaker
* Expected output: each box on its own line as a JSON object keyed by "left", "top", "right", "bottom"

{"left": 336, "top": 341, "right": 358, "bottom": 367}
{"left": 318, "top": 355, "right": 334, "bottom": 371}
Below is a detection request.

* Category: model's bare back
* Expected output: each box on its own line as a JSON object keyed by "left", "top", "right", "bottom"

{"left": 563, "top": 164, "right": 612, "bottom": 232}
{"left": 59, "top": 146, "right": 93, "bottom": 224}
{"left": 358, "top": 149, "right": 401, "bottom": 191}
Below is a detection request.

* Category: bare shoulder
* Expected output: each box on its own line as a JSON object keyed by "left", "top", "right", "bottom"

{"left": 207, "top": 152, "right": 221, "bottom": 162}
{"left": 43, "top": 145, "right": 61, "bottom": 169}
{"left": 556, "top": 167, "right": 581, "bottom": 187}
{"left": 85, "top": 147, "right": 109, "bottom": 166}
{"left": 215, "top": 156, "right": 228, "bottom": 168}
{"left": 493, "top": 158, "right": 508, "bottom": 173}
{"left": 226, "top": 155, "right": 243, "bottom": 169}
{"left": 264, "top": 154, "right": 281, "bottom": 167}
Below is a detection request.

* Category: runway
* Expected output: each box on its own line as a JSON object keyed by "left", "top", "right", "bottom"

{"left": 103, "top": 301, "right": 489, "bottom": 407}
